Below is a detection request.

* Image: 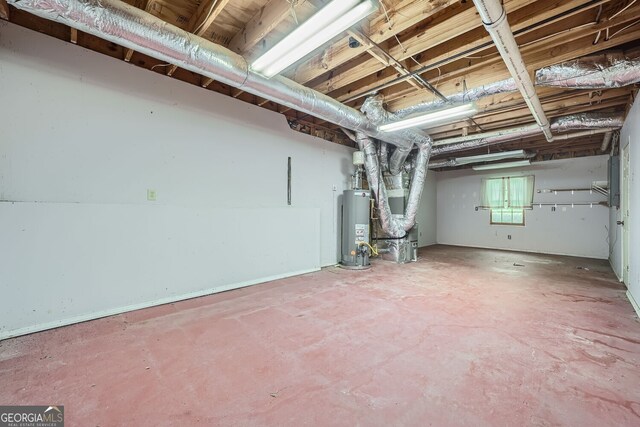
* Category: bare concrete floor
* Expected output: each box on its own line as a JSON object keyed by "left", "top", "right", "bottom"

{"left": 1, "top": 245, "right": 639, "bottom": 426}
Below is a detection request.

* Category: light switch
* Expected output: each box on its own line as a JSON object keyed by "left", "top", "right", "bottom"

{"left": 147, "top": 189, "right": 157, "bottom": 201}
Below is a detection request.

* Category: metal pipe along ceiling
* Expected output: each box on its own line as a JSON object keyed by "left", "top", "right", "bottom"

{"left": 431, "top": 112, "right": 624, "bottom": 156}
{"left": 360, "top": 95, "right": 433, "bottom": 176}
{"left": 536, "top": 51, "right": 640, "bottom": 89}
{"left": 7, "top": 0, "right": 433, "bottom": 150}
{"left": 471, "top": 0, "right": 553, "bottom": 142}
{"left": 392, "top": 50, "right": 639, "bottom": 120}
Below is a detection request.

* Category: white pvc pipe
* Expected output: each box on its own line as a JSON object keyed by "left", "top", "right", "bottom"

{"left": 472, "top": 0, "right": 553, "bottom": 141}
{"left": 600, "top": 132, "right": 613, "bottom": 152}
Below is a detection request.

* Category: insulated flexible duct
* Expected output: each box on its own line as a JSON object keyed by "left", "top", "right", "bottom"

{"left": 361, "top": 95, "right": 428, "bottom": 175}
{"left": 393, "top": 79, "right": 518, "bottom": 119}
{"left": 395, "top": 51, "right": 639, "bottom": 120}
{"left": 379, "top": 142, "right": 390, "bottom": 172}
{"left": 431, "top": 112, "right": 624, "bottom": 156}
{"left": 536, "top": 51, "right": 640, "bottom": 89}
{"left": 356, "top": 132, "right": 431, "bottom": 237}
{"left": 7, "top": 0, "right": 429, "bottom": 150}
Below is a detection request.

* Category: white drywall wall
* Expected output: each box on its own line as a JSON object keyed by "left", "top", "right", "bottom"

{"left": 0, "top": 22, "right": 354, "bottom": 338}
{"left": 436, "top": 156, "right": 610, "bottom": 258}
{"left": 611, "top": 96, "right": 639, "bottom": 311}
{"left": 417, "top": 174, "right": 437, "bottom": 247}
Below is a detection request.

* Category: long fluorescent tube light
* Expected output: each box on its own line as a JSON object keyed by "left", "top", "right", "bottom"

{"left": 472, "top": 160, "right": 531, "bottom": 171}
{"left": 379, "top": 103, "right": 477, "bottom": 132}
{"left": 455, "top": 149, "right": 526, "bottom": 166}
{"left": 251, "top": 0, "right": 378, "bottom": 78}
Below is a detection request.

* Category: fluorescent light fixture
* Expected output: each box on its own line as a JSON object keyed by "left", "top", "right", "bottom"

{"left": 472, "top": 160, "right": 531, "bottom": 171}
{"left": 454, "top": 149, "right": 526, "bottom": 166}
{"left": 379, "top": 103, "right": 477, "bottom": 132}
{"left": 251, "top": 0, "right": 378, "bottom": 78}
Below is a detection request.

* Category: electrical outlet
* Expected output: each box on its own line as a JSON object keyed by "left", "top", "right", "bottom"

{"left": 332, "top": 185, "right": 337, "bottom": 191}
{"left": 147, "top": 189, "right": 157, "bottom": 201}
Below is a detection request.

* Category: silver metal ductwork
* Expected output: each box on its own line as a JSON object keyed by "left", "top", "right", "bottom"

{"left": 551, "top": 112, "right": 625, "bottom": 133}
{"left": 472, "top": 0, "right": 553, "bottom": 141}
{"left": 394, "top": 51, "right": 640, "bottom": 121}
{"left": 8, "top": 0, "right": 425, "bottom": 150}
{"left": 536, "top": 51, "right": 640, "bottom": 89}
{"left": 354, "top": 96, "right": 432, "bottom": 238}
{"left": 360, "top": 95, "right": 432, "bottom": 175}
{"left": 429, "top": 151, "right": 534, "bottom": 169}
{"left": 356, "top": 132, "right": 431, "bottom": 238}
{"left": 393, "top": 79, "right": 518, "bottom": 119}
{"left": 431, "top": 112, "right": 624, "bottom": 156}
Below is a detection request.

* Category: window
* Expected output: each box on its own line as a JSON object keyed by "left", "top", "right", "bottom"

{"left": 491, "top": 208, "right": 525, "bottom": 225}
{"left": 481, "top": 175, "right": 535, "bottom": 225}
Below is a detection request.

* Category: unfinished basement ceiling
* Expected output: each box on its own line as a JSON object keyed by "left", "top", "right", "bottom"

{"left": 3, "top": 0, "right": 639, "bottom": 162}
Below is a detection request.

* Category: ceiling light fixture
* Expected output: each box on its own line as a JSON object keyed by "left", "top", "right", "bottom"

{"left": 251, "top": 0, "right": 378, "bottom": 78}
{"left": 472, "top": 160, "right": 531, "bottom": 171}
{"left": 454, "top": 149, "right": 526, "bottom": 166}
{"left": 378, "top": 103, "right": 478, "bottom": 132}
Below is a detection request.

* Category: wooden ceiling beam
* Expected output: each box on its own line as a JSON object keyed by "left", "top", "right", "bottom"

{"left": 310, "top": 0, "right": 603, "bottom": 96}
{"left": 227, "top": 0, "right": 316, "bottom": 55}
{"left": 1, "top": 0, "right": 10, "bottom": 20}
{"left": 430, "top": 100, "right": 627, "bottom": 139}
{"left": 388, "top": 1, "right": 640, "bottom": 107}
{"left": 330, "top": 0, "right": 612, "bottom": 104}
{"left": 286, "top": 0, "right": 460, "bottom": 85}
{"left": 166, "top": 0, "right": 232, "bottom": 76}
{"left": 435, "top": 138, "right": 605, "bottom": 161}
{"left": 430, "top": 132, "right": 609, "bottom": 162}
{"left": 227, "top": 0, "right": 326, "bottom": 102}
{"left": 426, "top": 92, "right": 630, "bottom": 137}
{"left": 385, "top": 14, "right": 640, "bottom": 111}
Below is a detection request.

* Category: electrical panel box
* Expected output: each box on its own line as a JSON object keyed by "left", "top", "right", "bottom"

{"left": 609, "top": 155, "right": 620, "bottom": 208}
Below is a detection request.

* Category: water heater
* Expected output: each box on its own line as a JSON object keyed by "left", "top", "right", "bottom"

{"left": 341, "top": 189, "right": 371, "bottom": 269}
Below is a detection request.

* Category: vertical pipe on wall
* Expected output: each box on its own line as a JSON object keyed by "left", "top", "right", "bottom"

{"left": 287, "top": 157, "right": 292, "bottom": 206}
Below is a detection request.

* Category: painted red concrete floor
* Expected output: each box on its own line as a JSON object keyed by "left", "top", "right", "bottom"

{"left": 1, "top": 245, "right": 640, "bottom": 426}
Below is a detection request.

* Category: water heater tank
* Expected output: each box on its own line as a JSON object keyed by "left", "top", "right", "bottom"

{"left": 341, "top": 189, "right": 371, "bottom": 269}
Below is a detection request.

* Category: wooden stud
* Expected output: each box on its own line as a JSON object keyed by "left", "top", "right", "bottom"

{"left": 0, "top": 0, "right": 9, "bottom": 21}
{"left": 228, "top": 0, "right": 316, "bottom": 55}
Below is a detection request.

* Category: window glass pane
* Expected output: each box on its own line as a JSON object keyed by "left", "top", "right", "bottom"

{"left": 513, "top": 210, "right": 524, "bottom": 224}
{"left": 491, "top": 208, "right": 524, "bottom": 225}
